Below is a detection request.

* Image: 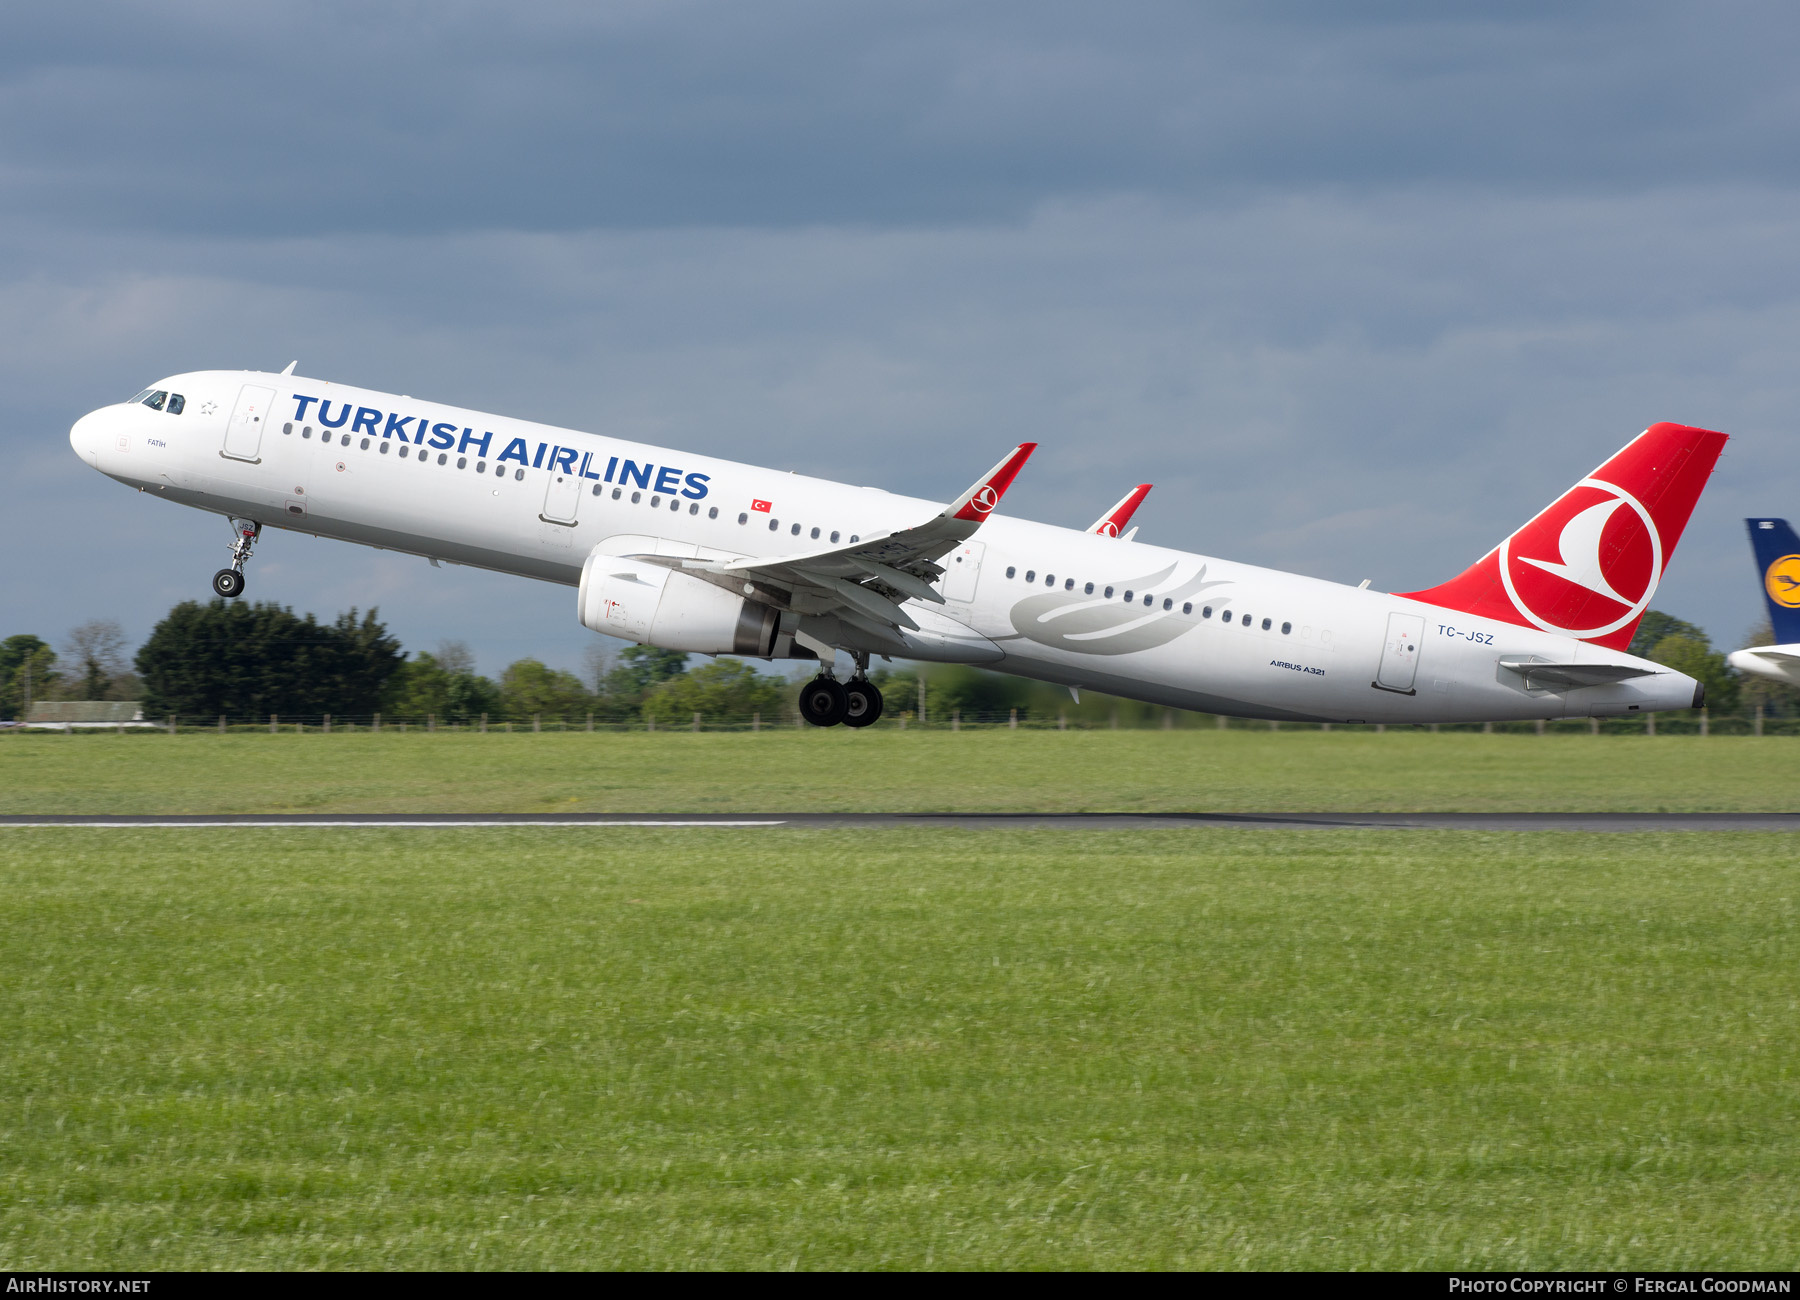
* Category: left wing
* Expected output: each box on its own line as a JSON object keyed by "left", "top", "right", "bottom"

{"left": 658, "top": 443, "right": 1036, "bottom": 641}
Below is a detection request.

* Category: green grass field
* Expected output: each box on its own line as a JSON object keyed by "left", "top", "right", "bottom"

{"left": 2, "top": 729, "right": 1798, "bottom": 813}
{"left": 1, "top": 826, "right": 1795, "bottom": 1268}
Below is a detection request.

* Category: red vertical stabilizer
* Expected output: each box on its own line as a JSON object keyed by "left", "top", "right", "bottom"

{"left": 1396, "top": 422, "right": 1728, "bottom": 651}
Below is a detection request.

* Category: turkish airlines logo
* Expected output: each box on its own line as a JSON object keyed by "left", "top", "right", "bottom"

{"left": 969, "top": 485, "right": 1000, "bottom": 514}
{"left": 1097, "top": 521, "right": 1120, "bottom": 538}
{"left": 1498, "top": 477, "right": 1662, "bottom": 638}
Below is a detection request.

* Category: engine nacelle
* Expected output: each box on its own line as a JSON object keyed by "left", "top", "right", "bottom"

{"left": 579, "top": 551, "right": 778, "bottom": 656}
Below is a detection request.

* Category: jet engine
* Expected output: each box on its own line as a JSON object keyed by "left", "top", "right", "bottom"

{"left": 578, "top": 550, "right": 778, "bottom": 656}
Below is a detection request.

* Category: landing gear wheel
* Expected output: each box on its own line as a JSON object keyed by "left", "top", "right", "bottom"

{"left": 212, "top": 568, "right": 245, "bottom": 599}
{"left": 842, "top": 680, "right": 884, "bottom": 728}
{"left": 798, "top": 676, "right": 848, "bottom": 727}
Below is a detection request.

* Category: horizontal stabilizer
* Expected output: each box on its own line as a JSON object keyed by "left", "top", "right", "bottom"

{"left": 1498, "top": 656, "right": 1657, "bottom": 692}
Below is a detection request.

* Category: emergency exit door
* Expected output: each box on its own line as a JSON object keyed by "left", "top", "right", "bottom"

{"left": 940, "top": 541, "right": 985, "bottom": 602}
{"left": 540, "top": 467, "right": 582, "bottom": 526}
{"left": 1374, "top": 611, "right": 1425, "bottom": 693}
{"left": 222, "top": 384, "right": 275, "bottom": 463}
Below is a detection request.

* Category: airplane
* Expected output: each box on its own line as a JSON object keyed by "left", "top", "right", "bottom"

{"left": 69, "top": 366, "right": 1724, "bottom": 727}
{"left": 1725, "top": 518, "right": 1800, "bottom": 687}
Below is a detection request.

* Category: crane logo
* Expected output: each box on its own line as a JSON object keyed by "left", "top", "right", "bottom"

{"left": 1498, "top": 478, "right": 1662, "bottom": 638}
{"left": 969, "top": 485, "right": 1000, "bottom": 514}
{"left": 1765, "top": 554, "right": 1800, "bottom": 608}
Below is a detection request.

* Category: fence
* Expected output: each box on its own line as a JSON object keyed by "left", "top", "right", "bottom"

{"left": 4, "top": 706, "right": 1798, "bottom": 736}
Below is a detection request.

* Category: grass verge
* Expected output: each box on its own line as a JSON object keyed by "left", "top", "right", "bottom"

{"left": 1, "top": 827, "right": 1795, "bottom": 1268}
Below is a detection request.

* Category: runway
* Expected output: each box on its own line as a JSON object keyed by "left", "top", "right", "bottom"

{"left": 1, "top": 812, "right": 1796, "bottom": 831}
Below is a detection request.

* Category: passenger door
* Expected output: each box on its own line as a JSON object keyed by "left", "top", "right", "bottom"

{"left": 1375, "top": 611, "right": 1425, "bottom": 693}
{"left": 221, "top": 384, "right": 275, "bottom": 463}
{"left": 940, "top": 540, "right": 985, "bottom": 602}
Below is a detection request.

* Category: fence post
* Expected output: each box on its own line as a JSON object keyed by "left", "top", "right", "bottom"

{"left": 1321, "top": 722, "right": 1331, "bottom": 732}
{"left": 693, "top": 711, "right": 701, "bottom": 733}
{"left": 1216, "top": 714, "right": 1226, "bottom": 731}
{"left": 1009, "top": 708, "right": 1017, "bottom": 730}
{"left": 899, "top": 713, "right": 907, "bottom": 730}
{"left": 648, "top": 714, "right": 656, "bottom": 733}
{"left": 270, "top": 714, "right": 277, "bottom": 734}
{"left": 168, "top": 714, "right": 176, "bottom": 735}
{"left": 1269, "top": 718, "right": 1279, "bottom": 732}
{"left": 1375, "top": 723, "right": 1386, "bottom": 734}
{"left": 373, "top": 712, "right": 381, "bottom": 733}
{"left": 753, "top": 712, "right": 761, "bottom": 732}
{"left": 1057, "top": 710, "right": 1066, "bottom": 731}
{"left": 952, "top": 709, "right": 961, "bottom": 732}
{"left": 324, "top": 713, "right": 331, "bottom": 735}
{"left": 1646, "top": 712, "right": 1655, "bottom": 737}
{"left": 1756, "top": 703, "right": 1764, "bottom": 737}
{"left": 428, "top": 713, "right": 435, "bottom": 733}
{"left": 1165, "top": 710, "right": 1175, "bottom": 731}
{"left": 1589, "top": 717, "right": 1599, "bottom": 735}
{"left": 587, "top": 712, "right": 593, "bottom": 733}
{"left": 1482, "top": 721, "right": 1492, "bottom": 734}
{"left": 219, "top": 714, "right": 226, "bottom": 733}
{"left": 480, "top": 713, "right": 487, "bottom": 734}
{"left": 1535, "top": 719, "right": 1545, "bottom": 735}
{"left": 1699, "top": 708, "right": 1709, "bottom": 738}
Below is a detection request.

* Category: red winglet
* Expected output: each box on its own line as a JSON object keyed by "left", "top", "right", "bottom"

{"left": 1092, "top": 484, "right": 1152, "bottom": 537}
{"left": 949, "top": 443, "right": 1037, "bottom": 522}
{"left": 1398, "top": 422, "right": 1728, "bottom": 651}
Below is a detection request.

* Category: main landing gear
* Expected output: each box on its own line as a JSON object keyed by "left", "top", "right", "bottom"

{"left": 211, "top": 518, "right": 260, "bottom": 599}
{"left": 797, "top": 653, "right": 885, "bottom": 729}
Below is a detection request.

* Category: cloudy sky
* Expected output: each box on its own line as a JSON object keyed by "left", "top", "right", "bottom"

{"left": 6, "top": 1, "right": 1798, "bottom": 676}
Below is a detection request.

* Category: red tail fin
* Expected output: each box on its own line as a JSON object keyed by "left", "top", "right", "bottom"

{"left": 1397, "top": 422, "right": 1728, "bottom": 651}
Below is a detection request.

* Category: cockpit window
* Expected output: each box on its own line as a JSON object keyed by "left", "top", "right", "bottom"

{"left": 166, "top": 393, "right": 185, "bottom": 415}
{"left": 141, "top": 390, "right": 167, "bottom": 411}
{"left": 128, "top": 388, "right": 154, "bottom": 404}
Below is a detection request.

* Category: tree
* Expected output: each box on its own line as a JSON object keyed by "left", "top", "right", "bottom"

{"left": 641, "top": 658, "right": 786, "bottom": 723}
{"left": 135, "top": 601, "right": 404, "bottom": 718}
{"left": 1629, "top": 611, "right": 1706, "bottom": 658}
{"left": 382, "top": 650, "right": 503, "bottom": 722}
{"left": 0, "top": 635, "right": 58, "bottom": 720}
{"left": 60, "top": 620, "right": 133, "bottom": 701}
{"left": 605, "top": 645, "right": 689, "bottom": 696}
{"left": 499, "top": 659, "right": 592, "bottom": 720}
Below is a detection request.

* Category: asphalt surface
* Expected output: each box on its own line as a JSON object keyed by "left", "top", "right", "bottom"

{"left": 0, "top": 812, "right": 1796, "bottom": 831}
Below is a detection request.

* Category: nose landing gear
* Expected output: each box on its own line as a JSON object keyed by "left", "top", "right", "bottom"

{"left": 211, "top": 518, "right": 260, "bottom": 599}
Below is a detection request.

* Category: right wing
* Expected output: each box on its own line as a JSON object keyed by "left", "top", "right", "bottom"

{"left": 1090, "top": 484, "right": 1151, "bottom": 537}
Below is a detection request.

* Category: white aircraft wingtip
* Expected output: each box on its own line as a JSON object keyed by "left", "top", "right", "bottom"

{"left": 280, "top": 360, "right": 298, "bottom": 376}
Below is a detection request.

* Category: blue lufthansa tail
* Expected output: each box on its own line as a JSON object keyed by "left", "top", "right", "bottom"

{"left": 1747, "top": 518, "right": 1800, "bottom": 643}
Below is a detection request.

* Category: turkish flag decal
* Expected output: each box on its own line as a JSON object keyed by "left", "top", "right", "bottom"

{"left": 751, "top": 499, "right": 772, "bottom": 513}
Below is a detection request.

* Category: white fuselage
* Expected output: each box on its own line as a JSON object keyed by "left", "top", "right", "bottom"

{"left": 70, "top": 369, "right": 1699, "bottom": 723}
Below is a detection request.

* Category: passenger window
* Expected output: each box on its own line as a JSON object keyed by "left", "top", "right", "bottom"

{"left": 791, "top": 523, "right": 801, "bottom": 535}
{"left": 1242, "top": 613, "right": 1252, "bottom": 626}
{"left": 457, "top": 456, "right": 467, "bottom": 469}
{"left": 1261, "top": 618, "right": 1271, "bottom": 630}
{"left": 1281, "top": 621, "right": 1291, "bottom": 634}
{"left": 1123, "top": 590, "right": 1133, "bottom": 602}
{"left": 616, "top": 488, "right": 625, "bottom": 500}
{"left": 631, "top": 491, "right": 642, "bottom": 503}
{"left": 142, "top": 391, "right": 167, "bottom": 411}
{"left": 360, "top": 438, "right": 370, "bottom": 450}
{"left": 1025, "top": 570, "right": 1035, "bottom": 582}
{"left": 438, "top": 453, "right": 447, "bottom": 465}
{"left": 1045, "top": 574, "right": 1054, "bottom": 586}
{"left": 850, "top": 535, "right": 859, "bottom": 543}
{"left": 591, "top": 484, "right": 602, "bottom": 496}
{"left": 811, "top": 527, "right": 820, "bottom": 539}
{"left": 167, "top": 394, "right": 185, "bottom": 414}
{"left": 1065, "top": 578, "right": 1074, "bottom": 590}
{"left": 769, "top": 519, "right": 779, "bottom": 530}
{"left": 1143, "top": 594, "right": 1152, "bottom": 607}
{"left": 302, "top": 427, "right": 312, "bottom": 439}
{"left": 651, "top": 495, "right": 661, "bottom": 508}
{"left": 1006, "top": 566, "right": 1016, "bottom": 578}
{"left": 1163, "top": 598, "right": 1172, "bottom": 610}
{"left": 670, "top": 498, "right": 679, "bottom": 510}
{"left": 515, "top": 470, "right": 524, "bottom": 481}
{"left": 690, "top": 503, "right": 699, "bottom": 515}
{"left": 830, "top": 530, "right": 839, "bottom": 542}
{"left": 1182, "top": 602, "right": 1192, "bottom": 615}
{"left": 283, "top": 422, "right": 293, "bottom": 435}
{"left": 341, "top": 433, "right": 351, "bottom": 446}
{"left": 399, "top": 446, "right": 410, "bottom": 459}
{"left": 738, "top": 512, "right": 747, "bottom": 524}
{"left": 1084, "top": 582, "right": 1094, "bottom": 594}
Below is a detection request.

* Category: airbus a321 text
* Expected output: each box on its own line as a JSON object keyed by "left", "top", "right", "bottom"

{"left": 70, "top": 368, "right": 1726, "bottom": 727}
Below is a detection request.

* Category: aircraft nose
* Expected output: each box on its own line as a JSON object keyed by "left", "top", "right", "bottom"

{"left": 69, "top": 408, "right": 107, "bottom": 467}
